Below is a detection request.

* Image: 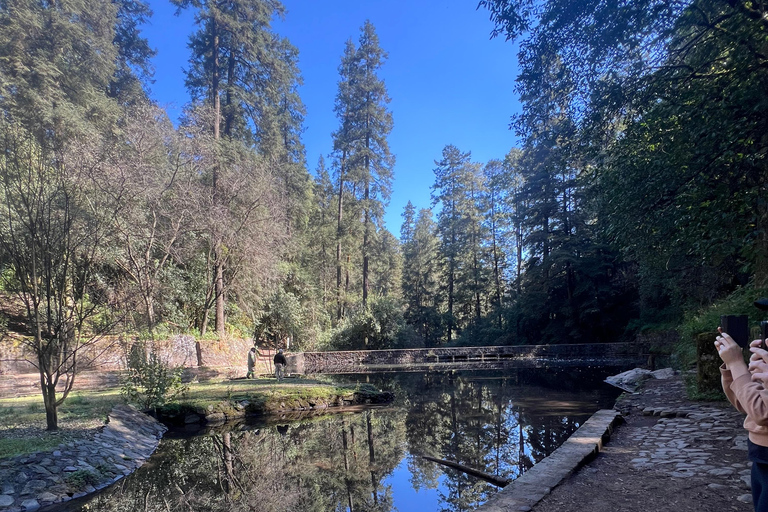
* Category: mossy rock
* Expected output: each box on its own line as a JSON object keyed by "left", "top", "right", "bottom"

{"left": 696, "top": 331, "right": 726, "bottom": 395}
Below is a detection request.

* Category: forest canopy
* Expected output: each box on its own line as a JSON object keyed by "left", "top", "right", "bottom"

{"left": 0, "top": 0, "right": 764, "bottom": 427}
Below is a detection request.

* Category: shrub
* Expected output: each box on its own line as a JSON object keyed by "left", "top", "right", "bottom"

{"left": 121, "top": 342, "right": 186, "bottom": 412}
{"left": 679, "top": 285, "right": 768, "bottom": 367}
{"left": 678, "top": 284, "right": 768, "bottom": 396}
{"left": 65, "top": 469, "right": 100, "bottom": 490}
{"left": 325, "top": 296, "right": 421, "bottom": 350}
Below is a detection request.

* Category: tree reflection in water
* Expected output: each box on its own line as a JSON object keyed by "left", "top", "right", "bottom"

{"left": 71, "top": 368, "right": 620, "bottom": 512}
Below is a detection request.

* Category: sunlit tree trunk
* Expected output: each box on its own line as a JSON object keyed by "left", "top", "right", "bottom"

{"left": 336, "top": 155, "right": 345, "bottom": 321}
{"left": 211, "top": 21, "right": 226, "bottom": 338}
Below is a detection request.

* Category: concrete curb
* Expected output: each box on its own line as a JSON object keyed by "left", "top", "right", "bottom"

{"left": 477, "top": 409, "right": 622, "bottom": 512}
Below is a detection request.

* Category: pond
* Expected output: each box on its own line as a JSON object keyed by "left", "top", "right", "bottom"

{"left": 63, "top": 367, "right": 623, "bottom": 512}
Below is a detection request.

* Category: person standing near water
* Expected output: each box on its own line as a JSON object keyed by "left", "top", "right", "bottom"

{"left": 246, "top": 347, "right": 259, "bottom": 379}
{"left": 274, "top": 348, "right": 287, "bottom": 382}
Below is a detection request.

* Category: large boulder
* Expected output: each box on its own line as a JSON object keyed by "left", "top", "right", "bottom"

{"left": 650, "top": 368, "right": 676, "bottom": 380}
{"left": 606, "top": 367, "right": 677, "bottom": 392}
{"left": 605, "top": 368, "right": 653, "bottom": 392}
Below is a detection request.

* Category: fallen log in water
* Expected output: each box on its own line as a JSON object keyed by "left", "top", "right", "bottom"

{"left": 421, "top": 455, "right": 510, "bottom": 487}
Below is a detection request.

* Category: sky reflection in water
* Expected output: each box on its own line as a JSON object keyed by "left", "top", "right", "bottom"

{"left": 66, "top": 368, "right": 622, "bottom": 512}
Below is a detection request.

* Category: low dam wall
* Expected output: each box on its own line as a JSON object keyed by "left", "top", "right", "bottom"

{"left": 285, "top": 342, "right": 650, "bottom": 375}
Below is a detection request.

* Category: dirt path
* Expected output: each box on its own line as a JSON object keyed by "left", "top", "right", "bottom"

{"left": 532, "top": 377, "right": 753, "bottom": 512}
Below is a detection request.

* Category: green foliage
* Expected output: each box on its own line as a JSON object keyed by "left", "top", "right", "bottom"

{"left": 326, "top": 21, "right": 396, "bottom": 320}
{"left": 65, "top": 469, "right": 101, "bottom": 490}
{"left": 401, "top": 208, "right": 443, "bottom": 346}
{"left": 324, "top": 296, "right": 421, "bottom": 351}
{"left": 0, "top": 436, "right": 63, "bottom": 460}
{"left": 683, "top": 373, "right": 726, "bottom": 402}
{"left": 0, "top": 266, "right": 19, "bottom": 292}
{"left": 0, "top": 0, "right": 122, "bottom": 140}
{"left": 254, "top": 286, "right": 306, "bottom": 347}
{"left": 477, "top": 0, "right": 768, "bottom": 343}
{"left": 677, "top": 285, "right": 768, "bottom": 370}
{"left": 121, "top": 343, "right": 186, "bottom": 411}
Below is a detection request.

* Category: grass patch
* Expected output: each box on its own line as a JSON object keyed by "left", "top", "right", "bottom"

{"left": 0, "top": 436, "right": 63, "bottom": 459}
{"left": 178, "top": 377, "right": 352, "bottom": 404}
{"left": 158, "top": 378, "right": 388, "bottom": 418}
{"left": 0, "top": 390, "right": 123, "bottom": 459}
{"left": 0, "top": 389, "right": 122, "bottom": 430}
{"left": 58, "top": 390, "right": 120, "bottom": 422}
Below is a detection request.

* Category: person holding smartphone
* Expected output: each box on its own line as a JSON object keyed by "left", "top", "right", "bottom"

{"left": 717, "top": 328, "right": 768, "bottom": 511}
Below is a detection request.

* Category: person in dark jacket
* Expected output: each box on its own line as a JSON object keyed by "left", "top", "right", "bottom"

{"left": 274, "top": 348, "right": 287, "bottom": 382}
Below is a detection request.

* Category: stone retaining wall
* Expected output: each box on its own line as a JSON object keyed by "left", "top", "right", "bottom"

{"left": 286, "top": 342, "right": 649, "bottom": 375}
{"left": 0, "top": 404, "right": 166, "bottom": 511}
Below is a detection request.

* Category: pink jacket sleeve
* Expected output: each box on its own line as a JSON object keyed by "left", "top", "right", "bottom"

{"left": 721, "top": 364, "right": 768, "bottom": 427}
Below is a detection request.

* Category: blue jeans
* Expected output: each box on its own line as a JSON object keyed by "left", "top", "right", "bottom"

{"left": 749, "top": 440, "right": 768, "bottom": 512}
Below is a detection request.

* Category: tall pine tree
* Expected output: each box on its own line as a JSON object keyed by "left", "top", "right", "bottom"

{"left": 401, "top": 207, "right": 442, "bottom": 346}
{"left": 330, "top": 21, "right": 394, "bottom": 318}
{"left": 175, "top": 0, "right": 303, "bottom": 336}
{"left": 431, "top": 145, "right": 474, "bottom": 343}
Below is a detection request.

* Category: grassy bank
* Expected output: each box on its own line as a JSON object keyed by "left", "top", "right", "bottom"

{"left": 156, "top": 377, "right": 390, "bottom": 423}
{"left": 0, "top": 388, "right": 120, "bottom": 459}
{"left": 0, "top": 376, "right": 389, "bottom": 460}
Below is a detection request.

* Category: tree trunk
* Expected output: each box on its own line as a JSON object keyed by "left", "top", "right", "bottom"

{"left": 474, "top": 249, "right": 481, "bottom": 319}
{"left": 224, "top": 51, "right": 235, "bottom": 137}
{"left": 211, "top": 21, "right": 225, "bottom": 337}
{"left": 363, "top": 189, "right": 370, "bottom": 308}
{"left": 223, "top": 432, "right": 233, "bottom": 494}
{"left": 756, "top": 189, "right": 768, "bottom": 289}
{"left": 345, "top": 254, "right": 351, "bottom": 304}
{"left": 447, "top": 221, "right": 456, "bottom": 343}
{"left": 215, "top": 259, "right": 225, "bottom": 337}
{"left": 342, "top": 418, "right": 354, "bottom": 512}
{"left": 33, "top": 247, "right": 59, "bottom": 431}
{"left": 201, "top": 306, "right": 210, "bottom": 337}
{"left": 144, "top": 292, "right": 155, "bottom": 336}
{"left": 212, "top": 22, "right": 220, "bottom": 141}
{"left": 336, "top": 155, "right": 345, "bottom": 321}
{"left": 362, "top": 144, "right": 370, "bottom": 309}
{"left": 41, "top": 375, "right": 58, "bottom": 431}
{"left": 491, "top": 208, "right": 503, "bottom": 329}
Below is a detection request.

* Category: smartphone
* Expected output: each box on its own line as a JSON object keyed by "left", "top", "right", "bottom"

{"left": 761, "top": 320, "right": 768, "bottom": 351}
{"left": 721, "top": 315, "right": 750, "bottom": 348}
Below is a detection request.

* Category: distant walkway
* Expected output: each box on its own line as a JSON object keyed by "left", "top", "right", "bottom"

{"left": 289, "top": 342, "right": 650, "bottom": 374}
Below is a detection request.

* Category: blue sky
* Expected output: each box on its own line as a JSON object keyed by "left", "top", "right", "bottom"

{"left": 142, "top": 0, "right": 521, "bottom": 234}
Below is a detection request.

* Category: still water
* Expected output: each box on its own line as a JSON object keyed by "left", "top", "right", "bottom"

{"left": 71, "top": 368, "right": 622, "bottom": 512}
